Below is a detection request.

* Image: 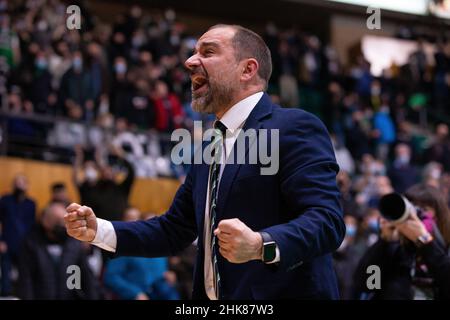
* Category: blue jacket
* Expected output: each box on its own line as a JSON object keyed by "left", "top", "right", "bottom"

{"left": 111, "top": 93, "right": 345, "bottom": 299}
{"left": 373, "top": 111, "right": 396, "bottom": 144}
{"left": 104, "top": 257, "right": 168, "bottom": 299}
{"left": 0, "top": 194, "right": 36, "bottom": 256}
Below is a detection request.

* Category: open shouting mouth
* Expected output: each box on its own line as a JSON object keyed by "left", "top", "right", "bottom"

{"left": 191, "top": 73, "right": 209, "bottom": 96}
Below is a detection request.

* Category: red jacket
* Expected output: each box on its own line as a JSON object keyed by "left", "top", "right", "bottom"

{"left": 152, "top": 94, "right": 185, "bottom": 132}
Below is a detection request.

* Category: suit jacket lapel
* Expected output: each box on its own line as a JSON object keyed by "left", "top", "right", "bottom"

{"left": 195, "top": 143, "right": 210, "bottom": 246}
{"left": 216, "top": 93, "right": 273, "bottom": 217}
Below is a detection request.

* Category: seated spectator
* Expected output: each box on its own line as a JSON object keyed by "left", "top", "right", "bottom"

{"left": 0, "top": 174, "right": 36, "bottom": 296}
{"left": 103, "top": 209, "right": 180, "bottom": 300}
{"left": 17, "top": 202, "right": 101, "bottom": 299}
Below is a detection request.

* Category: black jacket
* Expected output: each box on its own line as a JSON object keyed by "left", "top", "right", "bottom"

{"left": 353, "top": 238, "right": 450, "bottom": 300}
{"left": 79, "top": 159, "right": 135, "bottom": 221}
{"left": 17, "top": 226, "right": 101, "bottom": 300}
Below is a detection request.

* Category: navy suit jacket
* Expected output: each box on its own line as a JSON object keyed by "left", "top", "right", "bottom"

{"left": 112, "top": 93, "right": 345, "bottom": 299}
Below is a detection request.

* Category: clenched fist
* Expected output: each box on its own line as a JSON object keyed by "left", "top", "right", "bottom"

{"left": 214, "top": 218, "right": 262, "bottom": 264}
{"left": 64, "top": 203, "right": 98, "bottom": 242}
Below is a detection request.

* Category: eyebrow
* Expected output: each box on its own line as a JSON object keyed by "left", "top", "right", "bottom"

{"left": 194, "top": 41, "right": 220, "bottom": 53}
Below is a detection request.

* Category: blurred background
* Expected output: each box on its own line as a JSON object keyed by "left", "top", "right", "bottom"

{"left": 0, "top": 0, "right": 449, "bottom": 300}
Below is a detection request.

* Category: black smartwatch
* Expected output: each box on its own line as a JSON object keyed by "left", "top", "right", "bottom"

{"left": 259, "top": 232, "right": 277, "bottom": 263}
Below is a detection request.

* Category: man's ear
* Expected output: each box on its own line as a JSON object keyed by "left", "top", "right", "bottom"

{"left": 240, "top": 58, "right": 259, "bottom": 83}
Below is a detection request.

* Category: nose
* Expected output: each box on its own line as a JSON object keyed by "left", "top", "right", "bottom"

{"left": 184, "top": 53, "right": 200, "bottom": 71}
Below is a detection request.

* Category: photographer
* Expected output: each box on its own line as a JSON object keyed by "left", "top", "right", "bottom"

{"left": 353, "top": 184, "right": 450, "bottom": 299}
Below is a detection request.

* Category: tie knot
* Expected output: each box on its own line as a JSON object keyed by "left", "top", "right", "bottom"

{"left": 213, "top": 120, "right": 227, "bottom": 135}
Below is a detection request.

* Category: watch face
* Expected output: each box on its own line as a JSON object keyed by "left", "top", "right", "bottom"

{"left": 263, "top": 242, "right": 276, "bottom": 262}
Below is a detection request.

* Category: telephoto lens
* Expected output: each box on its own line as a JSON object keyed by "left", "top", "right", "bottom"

{"left": 378, "top": 193, "right": 416, "bottom": 224}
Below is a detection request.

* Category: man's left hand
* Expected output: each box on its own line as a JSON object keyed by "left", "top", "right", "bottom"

{"left": 214, "top": 218, "right": 262, "bottom": 264}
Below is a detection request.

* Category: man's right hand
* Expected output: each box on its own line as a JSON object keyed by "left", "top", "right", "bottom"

{"left": 64, "top": 203, "right": 98, "bottom": 242}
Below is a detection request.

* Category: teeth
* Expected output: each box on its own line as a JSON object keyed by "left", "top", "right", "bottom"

{"left": 191, "top": 74, "right": 207, "bottom": 91}
{"left": 192, "top": 74, "right": 207, "bottom": 85}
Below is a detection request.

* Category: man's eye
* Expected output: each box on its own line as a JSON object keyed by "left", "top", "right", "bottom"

{"left": 204, "top": 50, "right": 214, "bottom": 55}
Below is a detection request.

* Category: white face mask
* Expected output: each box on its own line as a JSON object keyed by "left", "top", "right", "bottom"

{"left": 396, "top": 155, "right": 410, "bottom": 165}
{"left": 430, "top": 168, "right": 441, "bottom": 180}
{"left": 85, "top": 167, "right": 98, "bottom": 182}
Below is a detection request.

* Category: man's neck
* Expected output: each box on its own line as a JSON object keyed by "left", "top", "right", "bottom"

{"left": 215, "top": 89, "right": 263, "bottom": 119}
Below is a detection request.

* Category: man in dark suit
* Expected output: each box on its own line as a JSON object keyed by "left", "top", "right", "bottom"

{"left": 65, "top": 24, "right": 345, "bottom": 299}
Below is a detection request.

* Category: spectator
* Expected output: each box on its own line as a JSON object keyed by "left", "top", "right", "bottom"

{"left": 58, "top": 51, "right": 97, "bottom": 121}
{"left": 332, "top": 134, "right": 355, "bottom": 175}
{"left": 422, "top": 162, "right": 443, "bottom": 189}
{"left": 424, "top": 123, "right": 450, "bottom": 171}
{"left": 73, "top": 146, "right": 135, "bottom": 221}
{"left": 17, "top": 202, "right": 101, "bottom": 299}
{"left": 152, "top": 80, "right": 185, "bottom": 133}
{"left": 334, "top": 215, "right": 363, "bottom": 300}
{"left": 388, "top": 143, "right": 419, "bottom": 193}
{"left": 50, "top": 182, "right": 71, "bottom": 207}
{"left": 27, "top": 50, "right": 54, "bottom": 114}
{"left": 337, "top": 171, "right": 362, "bottom": 219}
{"left": 109, "top": 56, "right": 132, "bottom": 117}
{"left": 103, "top": 208, "right": 180, "bottom": 300}
{"left": 117, "top": 78, "right": 156, "bottom": 130}
{"left": 0, "top": 174, "right": 36, "bottom": 296}
{"left": 353, "top": 184, "right": 450, "bottom": 299}
{"left": 372, "top": 103, "right": 396, "bottom": 162}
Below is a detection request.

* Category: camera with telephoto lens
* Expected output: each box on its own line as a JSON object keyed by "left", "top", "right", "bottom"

{"left": 378, "top": 192, "right": 424, "bottom": 224}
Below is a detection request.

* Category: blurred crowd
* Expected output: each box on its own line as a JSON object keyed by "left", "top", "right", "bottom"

{"left": 0, "top": 172, "right": 196, "bottom": 299}
{"left": 0, "top": 0, "right": 450, "bottom": 299}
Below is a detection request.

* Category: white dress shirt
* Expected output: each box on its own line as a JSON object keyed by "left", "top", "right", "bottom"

{"left": 90, "top": 91, "right": 279, "bottom": 300}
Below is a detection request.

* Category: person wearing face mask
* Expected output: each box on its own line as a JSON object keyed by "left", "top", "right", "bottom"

{"left": 73, "top": 145, "right": 135, "bottom": 222}
{"left": 110, "top": 56, "right": 133, "bottom": 117}
{"left": 16, "top": 202, "right": 101, "bottom": 300}
{"left": 422, "top": 162, "right": 443, "bottom": 189}
{"left": 59, "top": 51, "right": 96, "bottom": 120}
{"left": 333, "top": 215, "right": 365, "bottom": 300}
{"left": 388, "top": 143, "right": 419, "bottom": 194}
{"left": 73, "top": 145, "right": 100, "bottom": 212}
{"left": 0, "top": 174, "right": 36, "bottom": 297}
{"left": 352, "top": 184, "right": 450, "bottom": 299}
{"left": 29, "top": 52, "right": 54, "bottom": 114}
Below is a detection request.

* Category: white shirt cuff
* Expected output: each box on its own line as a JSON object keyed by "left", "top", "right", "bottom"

{"left": 90, "top": 218, "right": 117, "bottom": 252}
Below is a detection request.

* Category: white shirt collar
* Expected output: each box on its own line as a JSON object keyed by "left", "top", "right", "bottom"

{"left": 218, "top": 92, "right": 264, "bottom": 134}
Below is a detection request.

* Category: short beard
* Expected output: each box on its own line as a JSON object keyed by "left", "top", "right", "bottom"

{"left": 191, "top": 74, "right": 238, "bottom": 114}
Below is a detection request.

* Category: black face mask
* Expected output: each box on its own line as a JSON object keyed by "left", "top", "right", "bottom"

{"left": 52, "top": 225, "right": 68, "bottom": 243}
{"left": 13, "top": 187, "right": 25, "bottom": 198}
